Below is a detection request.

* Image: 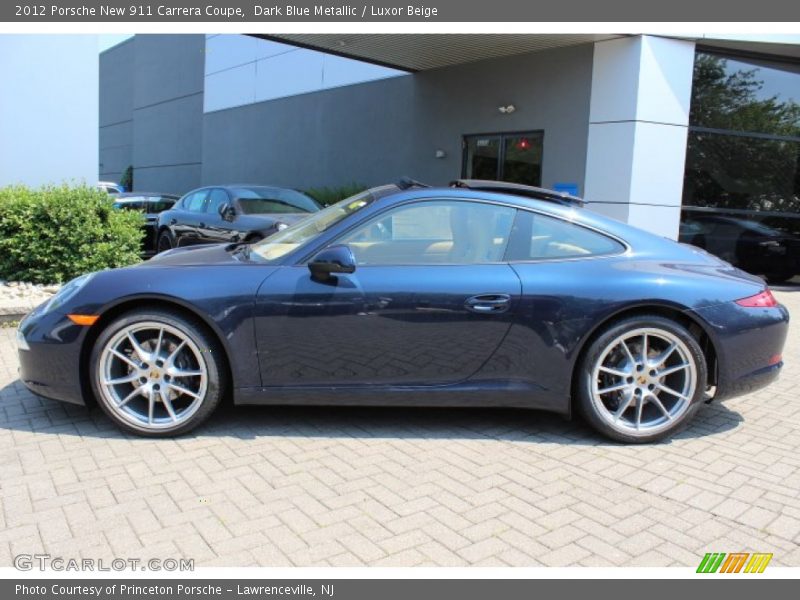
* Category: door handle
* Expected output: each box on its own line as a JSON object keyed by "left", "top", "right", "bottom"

{"left": 465, "top": 294, "right": 511, "bottom": 314}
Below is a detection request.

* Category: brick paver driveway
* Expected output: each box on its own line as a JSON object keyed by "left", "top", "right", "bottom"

{"left": 1, "top": 291, "right": 799, "bottom": 568}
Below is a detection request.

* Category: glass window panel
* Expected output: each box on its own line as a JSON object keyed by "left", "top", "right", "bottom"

{"left": 690, "top": 51, "right": 800, "bottom": 137}
{"left": 338, "top": 201, "right": 516, "bottom": 265}
{"left": 507, "top": 211, "right": 624, "bottom": 261}
{"left": 206, "top": 189, "right": 229, "bottom": 214}
{"left": 683, "top": 130, "right": 800, "bottom": 212}
{"left": 502, "top": 134, "right": 543, "bottom": 186}
{"left": 464, "top": 136, "right": 500, "bottom": 180}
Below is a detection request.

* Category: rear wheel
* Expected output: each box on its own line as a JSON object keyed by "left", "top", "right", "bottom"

{"left": 90, "top": 309, "right": 226, "bottom": 436}
{"left": 576, "top": 315, "right": 707, "bottom": 443}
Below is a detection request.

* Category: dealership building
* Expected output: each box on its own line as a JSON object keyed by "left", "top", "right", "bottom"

{"left": 99, "top": 33, "right": 800, "bottom": 239}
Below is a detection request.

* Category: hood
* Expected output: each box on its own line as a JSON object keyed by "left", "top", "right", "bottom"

{"left": 238, "top": 212, "right": 310, "bottom": 228}
{"left": 143, "top": 243, "right": 244, "bottom": 267}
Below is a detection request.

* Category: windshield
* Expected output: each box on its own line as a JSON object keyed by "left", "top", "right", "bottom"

{"left": 233, "top": 187, "right": 319, "bottom": 214}
{"left": 250, "top": 187, "right": 391, "bottom": 263}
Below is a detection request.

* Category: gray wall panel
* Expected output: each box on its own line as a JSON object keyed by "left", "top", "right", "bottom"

{"left": 412, "top": 44, "right": 593, "bottom": 190}
{"left": 99, "top": 120, "right": 133, "bottom": 181}
{"left": 129, "top": 34, "right": 205, "bottom": 192}
{"left": 132, "top": 94, "right": 204, "bottom": 170}
{"left": 202, "top": 75, "right": 416, "bottom": 188}
{"left": 201, "top": 43, "right": 593, "bottom": 193}
{"left": 99, "top": 39, "right": 134, "bottom": 127}
{"left": 132, "top": 34, "right": 205, "bottom": 109}
{"left": 134, "top": 164, "right": 202, "bottom": 196}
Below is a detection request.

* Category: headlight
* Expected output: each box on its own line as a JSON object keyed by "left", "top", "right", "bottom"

{"left": 16, "top": 327, "right": 30, "bottom": 351}
{"left": 275, "top": 222, "right": 289, "bottom": 231}
{"left": 42, "top": 273, "right": 95, "bottom": 314}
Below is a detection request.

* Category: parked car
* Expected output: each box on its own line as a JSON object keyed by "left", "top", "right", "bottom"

{"left": 679, "top": 210, "right": 800, "bottom": 283}
{"left": 97, "top": 181, "right": 125, "bottom": 194}
{"left": 17, "top": 179, "right": 788, "bottom": 443}
{"left": 111, "top": 193, "right": 179, "bottom": 257}
{"left": 155, "top": 185, "right": 321, "bottom": 253}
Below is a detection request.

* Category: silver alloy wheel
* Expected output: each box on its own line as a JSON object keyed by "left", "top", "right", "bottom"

{"left": 97, "top": 321, "right": 208, "bottom": 430}
{"left": 590, "top": 327, "right": 697, "bottom": 436}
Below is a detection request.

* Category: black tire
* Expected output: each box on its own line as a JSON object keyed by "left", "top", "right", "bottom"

{"left": 576, "top": 315, "right": 707, "bottom": 444}
{"left": 157, "top": 230, "right": 175, "bottom": 253}
{"left": 766, "top": 272, "right": 795, "bottom": 284}
{"left": 89, "top": 308, "right": 227, "bottom": 437}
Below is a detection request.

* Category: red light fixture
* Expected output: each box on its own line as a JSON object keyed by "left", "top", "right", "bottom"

{"left": 516, "top": 138, "right": 530, "bottom": 150}
{"left": 735, "top": 289, "right": 778, "bottom": 308}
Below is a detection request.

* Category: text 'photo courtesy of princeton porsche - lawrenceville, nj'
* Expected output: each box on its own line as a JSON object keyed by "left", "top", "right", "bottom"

{"left": 0, "top": 0, "right": 799, "bottom": 597}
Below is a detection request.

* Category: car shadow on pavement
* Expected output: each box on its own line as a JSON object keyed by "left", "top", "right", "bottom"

{"left": 0, "top": 378, "right": 743, "bottom": 445}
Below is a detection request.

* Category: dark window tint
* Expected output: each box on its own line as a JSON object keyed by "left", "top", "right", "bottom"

{"left": 112, "top": 201, "right": 143, "bottom": 211}
{"left": 233, "top": 187, "right": 319, "bottom": 214}
{"left": 463, "top": 132, "right": 543, "bottom": 186}
{"left": 507, "top": 211, "right": 624, "bottom": 260}
{"left": 206, "top": 189, "right": 229, "bottom": 214}
{"left": 683, "top": 131, "right": 800, "bottom": 212}
{"left": 338, "top": 200, "right": 516, "bottom": 265}
{"left": 147, "top": 199, "right": 175, "bottom": 213}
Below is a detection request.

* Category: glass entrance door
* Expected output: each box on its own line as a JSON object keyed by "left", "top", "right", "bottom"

{"left": 462, "top": 131, "right": 543, "bottom": 186}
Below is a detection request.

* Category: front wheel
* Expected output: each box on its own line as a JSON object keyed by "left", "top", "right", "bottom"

{"left": 576, "top": 315, "right": 707, "bottom": 443}
{"left": 157, "top": 230, "right": 174, "bottom": 253}
{"left": 90, "top": 309, "right": 226, "bottom": 436}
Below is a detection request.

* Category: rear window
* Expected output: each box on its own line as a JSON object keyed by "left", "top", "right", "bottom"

{"left": 507, "top": 211, "right": 625, "bottom": 260}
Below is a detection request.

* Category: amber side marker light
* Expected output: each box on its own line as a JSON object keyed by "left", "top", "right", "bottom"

{"left": 735, "top": 290, "right": 778, "bottom": 308}
{"left": 67, "top": 314, "right": 99, "bottom": 326}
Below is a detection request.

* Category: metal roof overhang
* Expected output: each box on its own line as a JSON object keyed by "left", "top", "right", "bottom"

{"left": 253, "top": 34, "right": 625, "bottom": 72}
{"left": 252, "top": 34, "right": 800, "bottom": 72}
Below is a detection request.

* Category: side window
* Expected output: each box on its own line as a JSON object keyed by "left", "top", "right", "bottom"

{"left": 337, "top": 200, "right": 516, "bottom": 265}
{"left": 206, "top": 189, "right": 229, "bottom": 214}
{"left": 182, "top": 190, "right": 207, "bottom": 212}
{"left": 507, "top": 211, "right": 625, "bottom": 260}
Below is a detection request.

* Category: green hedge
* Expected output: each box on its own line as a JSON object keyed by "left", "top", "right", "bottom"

{"left": 0, "top": 184, "right": 144, "bottom": 284}
{"left": 305, "top": 183, "right": 367, "bottom": 207}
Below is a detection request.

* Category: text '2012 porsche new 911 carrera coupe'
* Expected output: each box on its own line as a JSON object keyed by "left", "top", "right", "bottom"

{"left": 17, "top": 179, "right": 789, "bottom": 443}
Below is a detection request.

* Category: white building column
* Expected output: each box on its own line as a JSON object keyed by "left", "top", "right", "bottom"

{"left": 583, "top": 35, "right": 696, "bottom": 239}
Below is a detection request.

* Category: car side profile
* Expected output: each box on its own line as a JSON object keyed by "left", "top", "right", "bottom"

{"left": 156, "top": 184, "right": 321, "bottom": 252}
{"left": 17, "top": 179, "right": 789, "bottom": 443}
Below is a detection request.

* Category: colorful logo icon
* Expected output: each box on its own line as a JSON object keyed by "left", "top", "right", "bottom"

{"left": 697, "top": 552, "right": 773, "bottom": 573}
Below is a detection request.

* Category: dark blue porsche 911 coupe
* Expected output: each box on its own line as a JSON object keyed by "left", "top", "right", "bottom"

{"left": 17, "top": 179, "right": 789, "bottom": 442}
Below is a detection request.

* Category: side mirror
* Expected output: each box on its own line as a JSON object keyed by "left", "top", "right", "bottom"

{"left": 219, "top": 203, "right": 236, "bottom": 221}
{"left": 308, "top": 245, "right": 356, "bottom": 280}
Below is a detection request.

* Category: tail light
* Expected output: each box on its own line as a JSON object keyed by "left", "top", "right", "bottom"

{"left": 735, "top": 289, "right": 778, "bottom": 308}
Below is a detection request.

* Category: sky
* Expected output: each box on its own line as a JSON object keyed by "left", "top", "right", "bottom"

{"left": 98, "top": 34, "right": 133, "bottom": 53}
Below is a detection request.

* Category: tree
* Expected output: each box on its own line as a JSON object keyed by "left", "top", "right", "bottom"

{"left": 684, "top": 53, "right": 800, "bottom": 213}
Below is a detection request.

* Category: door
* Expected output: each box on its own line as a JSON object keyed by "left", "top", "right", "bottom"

{"left": 463, "top": 131, "right": 544, "bottom": 186}
{"left": 199, "top": 188, "right": 238, "bottom": 243}
{"left": 172, "top": 189, "right": 209, "bottom": 246}
{"left": 255, "top": 199, "right": 521, "bottom": 387}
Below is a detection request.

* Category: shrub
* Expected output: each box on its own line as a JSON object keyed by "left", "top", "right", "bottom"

{"left": 305, "top": 182, "right": 367, "bottom": 207}
{"left": 119, "top": 165, "right": 133, "bottom": 192}
{"left": 0, "top": 184, "right": 144, "bottom": 284}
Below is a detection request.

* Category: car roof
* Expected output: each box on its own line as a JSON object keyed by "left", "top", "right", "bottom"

{"left": 114, "top": 192, "right": 178, "bottom": 199}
